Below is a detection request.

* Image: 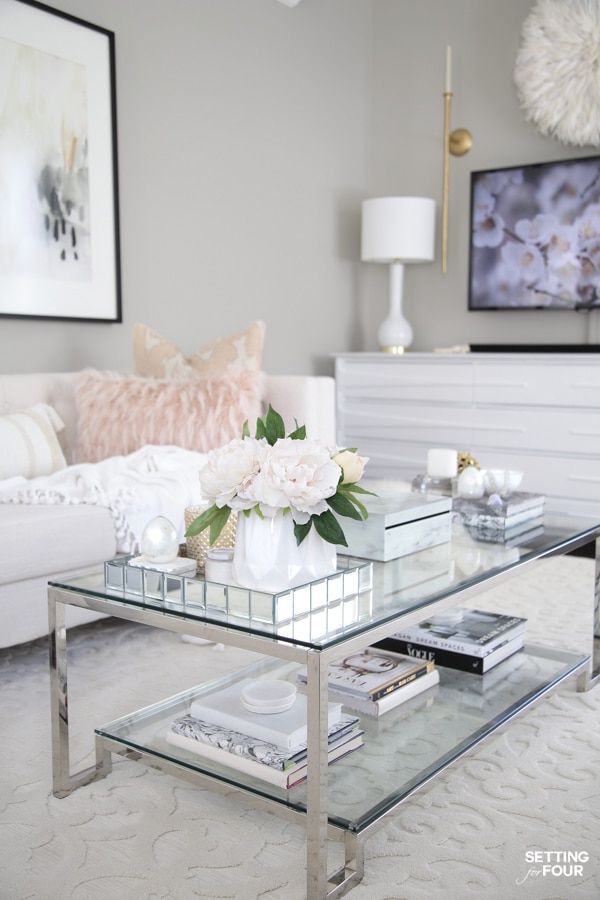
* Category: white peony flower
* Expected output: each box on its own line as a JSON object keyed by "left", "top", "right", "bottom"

{"left": 199, "top": 437, "right": 264, "bottom": 509}
{"left": 249, "top": 438, "right": 341, "bottom": 519}
{"left": 333, "top": 449, "right": 368, "bottom": 485}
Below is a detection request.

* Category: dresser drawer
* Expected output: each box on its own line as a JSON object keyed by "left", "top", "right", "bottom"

{"left": 471, "top": 406, "right": 600, "bottom": 456}
{"left": 474, "top": 362, "right": 600, "bottom": 409}
{"left": 337, "top": 361, "right": 473, "bottom": 404}
{"left": 338, "top": 401, "right": 474, "bottom": 448}
{"left": 347, "top": 439, "right": 429, "bottom": 481}
{"left": 468, "top": 447, "right": 600, "bottom": 502}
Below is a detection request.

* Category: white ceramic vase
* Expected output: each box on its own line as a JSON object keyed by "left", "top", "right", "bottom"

{"left": 232, "top": 512, "right": 337, "bottom": 594}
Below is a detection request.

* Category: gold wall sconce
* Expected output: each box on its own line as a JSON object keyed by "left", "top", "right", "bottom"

{"left": 442, "top": 46, "right": 472, "bottom": 273}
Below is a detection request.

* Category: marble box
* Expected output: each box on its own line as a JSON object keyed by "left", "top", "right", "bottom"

{"left": 342, "top": 493, "right": 452, "bottom": 562}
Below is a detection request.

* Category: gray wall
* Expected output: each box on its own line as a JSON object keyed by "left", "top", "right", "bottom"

{"left": 4, "top": 0, "right": 600, "bottom": 376}
{"left": 361, "top": 0, "right": 600, "bottom": 351}
{"left": 0, "top": 0, "right": 372, "bottom": 375}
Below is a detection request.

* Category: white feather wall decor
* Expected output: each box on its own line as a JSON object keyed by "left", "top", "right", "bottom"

{"left": 514, "top": 0, "right": 600, "bottom": 146}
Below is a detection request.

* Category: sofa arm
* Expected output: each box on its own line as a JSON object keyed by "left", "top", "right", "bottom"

{"left": 262, "top": 375, "right": 336, "bottom": 445}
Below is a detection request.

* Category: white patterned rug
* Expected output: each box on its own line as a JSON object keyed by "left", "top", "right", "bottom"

{"left": 1, "top": 556, "right": 599, "bottom": 900}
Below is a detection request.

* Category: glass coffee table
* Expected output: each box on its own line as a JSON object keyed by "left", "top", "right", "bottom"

{"left": 48, "top": 514, "right": 600, "bottom": 900}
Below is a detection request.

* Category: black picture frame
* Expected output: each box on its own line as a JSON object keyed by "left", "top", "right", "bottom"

{"left": 0, "top": 0, "right": 121, "bottom": 322}
{"left": 468, "top": 154, "right": 600, "bottom": 314}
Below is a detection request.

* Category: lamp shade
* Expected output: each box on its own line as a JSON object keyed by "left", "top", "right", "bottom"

{"left": 361, "top": 196, "right": 436, "bottom": 264}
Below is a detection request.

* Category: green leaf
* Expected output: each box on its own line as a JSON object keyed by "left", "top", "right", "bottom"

{"left": 288, "top": 424, "right": 306, "bottom": 440}
{"left": 255, "top": 417, "right": 267, "bottom": 440}
{"left": 242, "top": 508, "right": 252, "bottom": 518}
{"left": 241, "top": 419, "right": 250, "bottom": 438}
{"left": 294, "top": 519, "right": 312, "bottom": 545}
{"left": 326, "top": 492, "right": 363, "bottom": 521}
{"left": 184, "top": 505, "right": 220, "bottom": 537}
{"left": 313, "top": 509, "right": 348, "bottom": 547}
{"left": 340, "top": 483, "right": 377, "bottom": 497}
{"left": 265, "top": 405, "right": 286, "bottom": 445}
{"left": 209, "top": 506, "right": 231, "bottom": 545}
{"left": 337, "top": 447, "right": 357, "bottom": 454}
{"left": 254, "top": 504, "right": 264, "bottom": 519}
{"left": 344, "top": 491, "right": 368, "bottom": 520}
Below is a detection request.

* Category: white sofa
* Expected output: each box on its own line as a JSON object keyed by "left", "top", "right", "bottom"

{"left": 0, "top": 371, "right": 335, "bottom": 647}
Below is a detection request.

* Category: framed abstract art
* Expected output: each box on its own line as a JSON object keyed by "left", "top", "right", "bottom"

{"left": 0, "top": 0, "right": 121, "bottom": 322}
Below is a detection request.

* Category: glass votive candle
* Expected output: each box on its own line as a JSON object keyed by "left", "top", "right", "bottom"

{"left": 204, "top": 548, "right": 235, "bottom": 585}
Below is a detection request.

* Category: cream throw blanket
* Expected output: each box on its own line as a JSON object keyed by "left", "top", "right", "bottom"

{"left": 0, "top": 445, "right": 207, "bottom": 552}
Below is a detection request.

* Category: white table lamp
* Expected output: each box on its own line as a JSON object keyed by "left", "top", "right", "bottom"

{"left": 361, "top": 196, "right": 436, "bottom": 353}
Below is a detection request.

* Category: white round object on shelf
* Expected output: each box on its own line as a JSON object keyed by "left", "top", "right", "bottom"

{"left": 483, "top": 469, "right": 523, "bottom": 497}
{"left": 140, "top": 516, "right": 179, "bottom": 563}
{"left": 241, "top": 680, "right": 297, "bottom": 715}
{"left": 457, "top": 466, "right": 485, "bottom": 499}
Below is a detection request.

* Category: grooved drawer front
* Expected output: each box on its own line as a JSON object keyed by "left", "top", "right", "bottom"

{"left": 338, "top": 402, "right": 474, "bottom": 448}
{"left": 471, "top": 406, "right": 600, "bottom": 455}
{"left": 337, "top": 361, "right": 472, "bottom": 404}
{"left": 474, "top": 363, "right": 600, "bottom": 408}
{"left": 340, "top": 402, "right": 600, "bottom": 456}
{"left": 467, "top": 448, "right": 600, "bottom": 502}
{"left": 345, "top": 440, "right": 430, "bottom": 478}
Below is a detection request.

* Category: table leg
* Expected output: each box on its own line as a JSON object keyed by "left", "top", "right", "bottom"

{"left": 325, "top": 833, "right": 365, "bottom": 899}
{"left": 578, "top": 537, "right": 600, "bottom": 692}
{"left": 48, "top": 590, "right": 112, "bottom": 798}
{"left": 306, "top": 649, "right": 328, "bottom": 899}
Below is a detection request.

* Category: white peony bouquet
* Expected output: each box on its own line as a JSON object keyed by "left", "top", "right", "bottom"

{"left": 186, "top": 406, "right": 372, "bottom": 547}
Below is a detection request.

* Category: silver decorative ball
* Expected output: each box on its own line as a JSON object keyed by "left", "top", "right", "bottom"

{"left": 140, "top": 516, "right": 179, "bottom": 563}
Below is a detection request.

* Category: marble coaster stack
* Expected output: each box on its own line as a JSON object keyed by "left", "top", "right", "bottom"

{"left": 454, "top": 492, "right": 545, "bottom": 544}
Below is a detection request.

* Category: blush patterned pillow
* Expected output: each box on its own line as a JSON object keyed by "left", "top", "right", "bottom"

{"left": 133, "top": 321, "right": 265, "bottom": 379}
{"left": 74, "top": 370, "right": 262, "bottom": 463}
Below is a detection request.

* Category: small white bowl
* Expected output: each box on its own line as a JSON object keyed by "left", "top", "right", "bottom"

{"left": 483, "top": 468, "right": 523, "bottom": 497}
{"left": 241, "top": 679, "right": 297, "bottom": 715}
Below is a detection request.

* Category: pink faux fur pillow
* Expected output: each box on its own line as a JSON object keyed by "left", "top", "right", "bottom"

{"left": 75, "top": 370, "right": 262, "bottom": 463}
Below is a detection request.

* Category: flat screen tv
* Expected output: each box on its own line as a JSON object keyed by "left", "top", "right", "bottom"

{"left": 468, "top": 156, "right": 600, "bottom": 311}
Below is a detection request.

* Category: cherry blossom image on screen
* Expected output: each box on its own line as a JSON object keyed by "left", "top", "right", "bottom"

{"left": 469, "top": 157, "right": 600, "bottom": 310}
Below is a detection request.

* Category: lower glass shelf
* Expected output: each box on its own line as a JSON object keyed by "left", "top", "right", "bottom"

{"left": 96, "top": 644, "right": 588, "bottom": 834}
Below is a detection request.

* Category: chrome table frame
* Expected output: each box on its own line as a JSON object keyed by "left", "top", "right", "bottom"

{"left": 48, "top": 532, "right": 600, "bottom": 899}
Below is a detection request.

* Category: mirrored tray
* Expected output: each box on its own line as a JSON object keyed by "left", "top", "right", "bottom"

{"left": 104, "top": 555, "right": 373, "bottom": 628}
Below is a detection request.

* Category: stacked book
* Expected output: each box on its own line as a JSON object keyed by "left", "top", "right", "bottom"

{"left": 374, "top": 608, "right": 527, "bottom": 675}
{"left": 297, "top": 648, "right": 440, "bottom": 717}
{"left": 454, "top": 492, "right": 545, "bottom": 544}
{"left": 166, "top": 682, "right": 363, "bottom": 789}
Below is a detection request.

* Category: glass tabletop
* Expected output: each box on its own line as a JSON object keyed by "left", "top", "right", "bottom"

{"left": 50, "top": 512, "right": 599, "bottom": 651}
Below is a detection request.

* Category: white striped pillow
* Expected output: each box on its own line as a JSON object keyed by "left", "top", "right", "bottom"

{"left": 0, "top": 403, "right": 67, "bottom": 480}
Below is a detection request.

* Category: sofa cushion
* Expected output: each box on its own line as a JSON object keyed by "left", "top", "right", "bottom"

{"left": 0, "top": 505, "right": 116, "bottom": 585}
{"left": 74, "top": 369, "right": 262, "bottom": 463}
{"left": 133, "top": 320, "right": 265, "bottom": 379}
{"left": 0, "top": 570, "right": 107, "bottom": 648}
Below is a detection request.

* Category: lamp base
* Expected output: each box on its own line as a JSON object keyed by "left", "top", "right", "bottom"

{"left": 380, "top": 344, "right": 406, "bottom": 354}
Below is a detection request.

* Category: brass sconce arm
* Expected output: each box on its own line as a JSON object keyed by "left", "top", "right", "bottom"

{"left": 441, "top": 54, "right": 473, "bottom": 274}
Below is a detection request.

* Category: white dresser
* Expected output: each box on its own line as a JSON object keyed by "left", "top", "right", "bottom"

{"left": 335, "top": 352, "right": 600, "bottom": 518}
